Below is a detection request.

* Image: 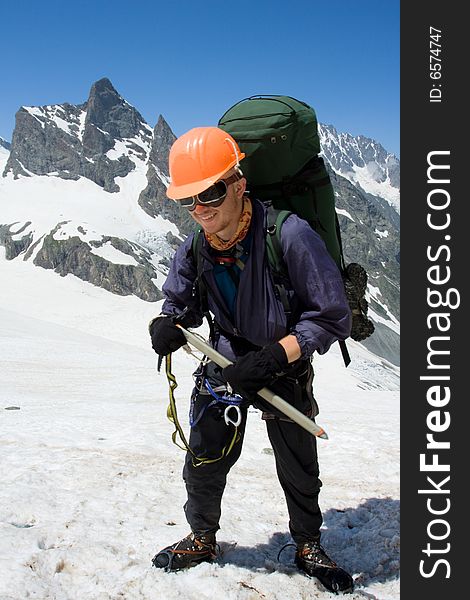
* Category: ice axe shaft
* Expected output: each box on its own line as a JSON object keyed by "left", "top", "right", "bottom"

{"left": 177, "top": 326, "right": 328, "bottom": 440}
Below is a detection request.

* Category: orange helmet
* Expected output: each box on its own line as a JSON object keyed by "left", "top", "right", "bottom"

{"left": 166, "top": 127, "right": 245, "bottom": 200}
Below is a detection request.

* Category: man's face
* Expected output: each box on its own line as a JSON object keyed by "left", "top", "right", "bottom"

{"left": 189, "top": 173, "right": 246, "bottom": 239}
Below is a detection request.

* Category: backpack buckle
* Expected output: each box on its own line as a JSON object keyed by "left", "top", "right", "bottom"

{"left": 267, "top": 224, "right": 277, "bottom": 235}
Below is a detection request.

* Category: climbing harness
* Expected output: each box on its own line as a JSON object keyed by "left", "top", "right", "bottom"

{"left": 190, "top": 378, "right": 243, "bottom": 428}
{"left": 164, "top": 352, "right": 243, "bottom": 467}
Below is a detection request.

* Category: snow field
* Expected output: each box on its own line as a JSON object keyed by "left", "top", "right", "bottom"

{"left": 0, "top": 254, "right": 399, "bottom": 599}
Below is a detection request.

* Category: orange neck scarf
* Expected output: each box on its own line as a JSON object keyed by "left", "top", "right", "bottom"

{"left": 205, "top": 197, "right": 253, "bottom": 251}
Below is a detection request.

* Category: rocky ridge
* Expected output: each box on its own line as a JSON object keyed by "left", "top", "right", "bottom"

{"left": 319, "top": 123, "right": 400, "bottom": 213}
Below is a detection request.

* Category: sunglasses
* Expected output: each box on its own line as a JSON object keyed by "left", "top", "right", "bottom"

{"left": 178, "top": 173, "right": 241, "bottom": 211}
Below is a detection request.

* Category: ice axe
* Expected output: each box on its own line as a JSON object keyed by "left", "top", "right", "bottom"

{"left": 177, "top": 325, "right": 328, "bottom": 440}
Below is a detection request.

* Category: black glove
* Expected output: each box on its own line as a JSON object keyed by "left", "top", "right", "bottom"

{"left": 222, "top": 342, "right": 288, "bottom": 400}
{"left": 149, "top": 316, "right": 187, "bottom": 357}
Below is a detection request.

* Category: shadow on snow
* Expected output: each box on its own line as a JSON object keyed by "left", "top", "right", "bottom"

{"left": 218, "top": 497, "right": 400, "bottom": 587}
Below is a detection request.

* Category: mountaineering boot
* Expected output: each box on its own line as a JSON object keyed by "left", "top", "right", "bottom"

{"left": 295, "top": 540, "right": 354, "bottom": 594}
{"left": 151, "top": 532, "right": 217, "bottom": 572}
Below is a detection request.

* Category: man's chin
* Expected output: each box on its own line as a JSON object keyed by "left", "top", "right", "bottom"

{"left": 197, "top": 220, "right": 221, "bottom": 234}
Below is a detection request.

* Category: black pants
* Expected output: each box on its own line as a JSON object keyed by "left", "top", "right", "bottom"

{"left": 182, "top": 361, "right": 322, "bottom": 545}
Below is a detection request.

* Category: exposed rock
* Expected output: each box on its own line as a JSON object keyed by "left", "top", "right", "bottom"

{"left": 361, "top": 322, "right": 400, "bottom": 367}
{"left": 138, "top": 115, "right": 195, "bottom": 236}
{"left": 82, "top": 154, "right": 135, "bottom": 193}
{"left": 0, "top": 222, "right": 33, "bottom": 259}
{"left": 3, "top": 105, "right": 84, "bottom": 178}
{"left": 33, "top": 227, "right": 162, "bottom": 302}
{"left": 2, "top": 78, "right": 150, "bottom": 192}
{"left": 149, "top": 114, "right": 176, "bottom": 175}
{"left": 84, "top": 78, "right": 148, "bottom": 141}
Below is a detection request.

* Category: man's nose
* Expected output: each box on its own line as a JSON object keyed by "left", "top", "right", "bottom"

{"left": 193, "top": 203, "right": 209, "bottom": 215}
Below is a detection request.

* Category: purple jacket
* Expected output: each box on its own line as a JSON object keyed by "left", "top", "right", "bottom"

{"left": 162, "top": 200, "right": 351, "bottom": 361}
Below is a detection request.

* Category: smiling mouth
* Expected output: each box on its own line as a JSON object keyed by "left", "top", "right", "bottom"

{"left": 200, "top": 213, "right": 216, "bottom": 222}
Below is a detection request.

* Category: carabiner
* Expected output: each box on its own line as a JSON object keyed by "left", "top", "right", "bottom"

{"left": 224, "top": 404, "right": 242, "bottom": 427}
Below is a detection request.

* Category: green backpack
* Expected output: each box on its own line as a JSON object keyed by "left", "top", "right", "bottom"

{"left": 217, "top": 95, "right": 375, "bottom": 360}
{"left": 218, "top": 95, "right": 342, "bottom": 266}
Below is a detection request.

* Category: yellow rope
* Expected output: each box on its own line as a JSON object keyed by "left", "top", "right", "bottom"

{"left": 165, "top": 353, "right": 240, "bottom": 467}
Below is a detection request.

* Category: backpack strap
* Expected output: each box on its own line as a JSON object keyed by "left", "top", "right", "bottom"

{"left": 265, "top": 205, "right": 351, "bottom": 367}
{"left": 266, "top": 206, "right": 293, "bottom": 320}
{"left": 339, "top": 339, "right": 351, "bottom": 367}
{"left": 266, "top": 206, "right": 290, "bottom": 276}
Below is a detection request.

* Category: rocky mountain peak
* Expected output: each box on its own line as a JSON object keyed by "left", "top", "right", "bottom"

{"left": 88, "top": 76, "right": 117, "bottom": 98}
{"left": 137, "top": 114, "right": 195, "bottom": 233}
{"left": 2, "top": 77, "right": 153, "bottom": 193}
{"left": 149, "top": 115, "right": 176, "bottom": 175}
{"left": 0, "top": 137, "right": 11, "bottom": 150}
{"left": 84, "top": 77, "right": 146, "bottom": 141}
{"left": 319, "top": 123, "right": 400, "bottom": 213}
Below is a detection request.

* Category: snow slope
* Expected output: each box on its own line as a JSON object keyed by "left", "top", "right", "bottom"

{"left": 0, "top": 252, "right": 399, "bottom": 600}
{"left": 342, "top": 163, "right": 400, "bottom": 213}
{"left": 0, "top": 145, "right": 9, "bottom": 169}
{"left": 0, "top": 140, "right": 177, "bottom": 265}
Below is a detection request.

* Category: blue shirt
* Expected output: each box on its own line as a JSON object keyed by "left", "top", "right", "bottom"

{"left": 212, "top": 232, "right": 251, "bottom": 318}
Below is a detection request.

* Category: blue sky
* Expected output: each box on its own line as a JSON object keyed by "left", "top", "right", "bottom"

{"left": 1, "top": 0, "right": 399, "bottom": 156}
